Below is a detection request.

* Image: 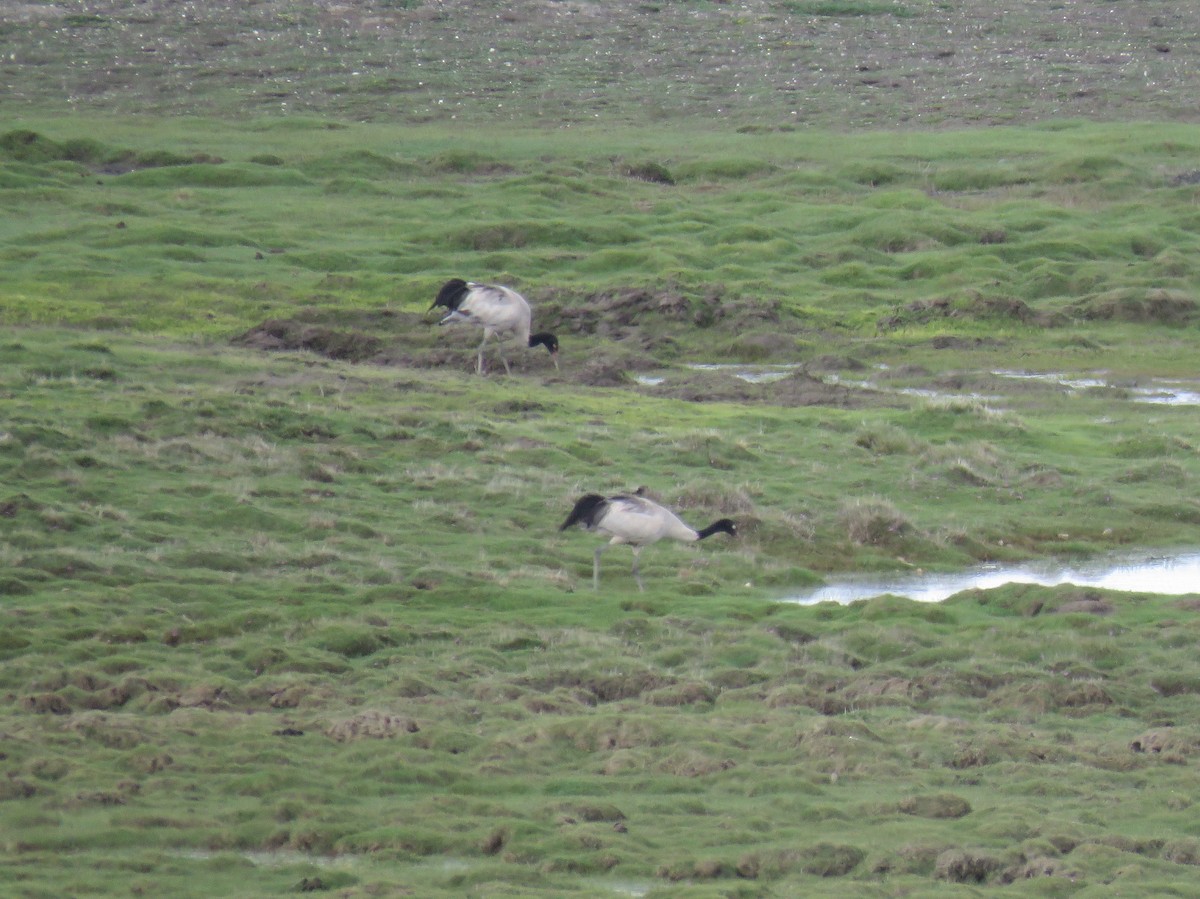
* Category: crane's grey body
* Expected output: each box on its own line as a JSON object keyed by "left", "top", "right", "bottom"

{"left": 560, "top": 493, "right": 737, "bottom": 591}
{"left": 430, "top": 278, "right": 558, "bottom": 375}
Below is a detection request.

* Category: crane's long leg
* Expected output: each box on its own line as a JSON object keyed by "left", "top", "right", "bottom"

{"left": 593, "top": 545, "right": 608, "bottom": 591}
{"left": 631, "top": 546, "right": 645, "bottom": 593}
{"left": 475, "top": 332, "right": 490, "bottom": 375}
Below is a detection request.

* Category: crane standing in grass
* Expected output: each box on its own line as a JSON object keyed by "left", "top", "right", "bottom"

{"left": 430, "top": 278, "right": 559, "bottom": 375}
{"left": 560, "top": 492, "right": 738, "bottom": 591}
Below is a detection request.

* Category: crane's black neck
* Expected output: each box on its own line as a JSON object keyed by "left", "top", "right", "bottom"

{"left": 696, "top": 518, "right": 737, "bottom": 540}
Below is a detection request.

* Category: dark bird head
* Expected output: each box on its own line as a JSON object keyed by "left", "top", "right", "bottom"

{"left": 529, "top": 332, "right": 559, "bottom": 368}
{"left": 430, "top": 278, "right": 469, "bottom": 312}
{"left": 697, "top": 518, "right": 738, "bottom": 540}
{"left": 560, "top": 493, "right": 607, "bottom": 531}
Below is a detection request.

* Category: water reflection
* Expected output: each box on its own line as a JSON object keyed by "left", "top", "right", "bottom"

{"left": 993, "top": 370, "right": 1200, "bottom": 405}
{"left": 783, "top": 549, "right": 1200, "bottom": 605}
{"left": 635, "top": 363, "right": 1200, "bottom": 407}
{"left": 684, "top": 363, "right": 800, "bottom": 383}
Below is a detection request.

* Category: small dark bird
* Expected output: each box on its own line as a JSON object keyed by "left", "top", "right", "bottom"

{"left": 430, "top": 278, "right": 558, "bottom": 375}
{"left": 560, "top": 492, "right": 737, "bottom": 591}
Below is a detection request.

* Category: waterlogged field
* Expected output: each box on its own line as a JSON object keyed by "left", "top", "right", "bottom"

{"left": 4, "top": 0, "right": 1200, "bottom": 896}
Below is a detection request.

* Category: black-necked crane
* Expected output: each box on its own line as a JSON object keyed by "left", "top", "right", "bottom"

{"left": 559, "top": 492, "right": 737, "bottom": 591}
{"left": 430, "top": 278, "right": 559, "bottom": 375}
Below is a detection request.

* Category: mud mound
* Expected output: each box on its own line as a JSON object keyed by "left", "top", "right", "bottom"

{"left": 539, "top": 286, "right": 716, "bottom": 336}
{"left": 577, "top": 359, "right": 633, "bottom": 387}
{"left": 1073, "top": 288, "right": 1198, "bottom": 324}
{"left": 325, "top": 710, "right": 420, "bottom": 742}
{"left": 1129, "top": 727, "right": 1197, "bottom": 756}
{"left": 878, "top": 294, "right": 1053, "bottom": 332}
{"left": 773, "top": 371, "right": 887, "bottom": 407}
{"left": 234, "top": 318, "right": 384, "bottom": 361}
{"left": 534, "top": 285, "right": 781, "bottom": 341}
{"left": 1052, "top": 596, "right": 1115, "bottom": 615}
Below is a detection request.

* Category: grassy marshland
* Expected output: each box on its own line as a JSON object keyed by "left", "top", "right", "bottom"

{"left": 4, "top": 324, "right": 1200, "bottom": 897}
{"left": 5, "top": 0, "right": 1200, "bottom": 895}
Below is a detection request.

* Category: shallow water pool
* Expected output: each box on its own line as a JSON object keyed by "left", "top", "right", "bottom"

{"left": 782, "top": 549, "right": 1200, "bottom": 605}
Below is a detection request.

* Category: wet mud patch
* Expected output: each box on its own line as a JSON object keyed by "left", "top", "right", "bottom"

{"left": 644, "top": 368, "right": 895, "bottom": 409}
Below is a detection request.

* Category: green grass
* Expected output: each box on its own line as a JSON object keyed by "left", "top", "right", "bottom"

{"left": 4, "top": 324, "right": 1200, "bottom": 894}
{"left": 2, "top": 118, "right": 1200, "bottom": 359}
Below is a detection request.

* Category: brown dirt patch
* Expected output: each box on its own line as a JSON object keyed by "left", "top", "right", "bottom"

{"left": 900, "top": 793, "right": 972, "bottom": 819}
{"left": 21, "top": 693, "right": 71, "bottom": 714}
{"left": 234, "top": 318, "right": 386, "bottom": 362}
{"left": 1073, "top": 289, "right": 1199, "bottom": 325}
{"left": 1052, "top": 597, "right": 1115, "bottom": 615}
{"left": 935, "top": 849, "right": 999, "bottom": 883}
{"left": 325, "top": 710, "right": 420, "bottom": 742}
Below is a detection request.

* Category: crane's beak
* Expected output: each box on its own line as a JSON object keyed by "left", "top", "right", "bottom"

{"left": 551, "top": 351, "right": 560, "bottom": 370}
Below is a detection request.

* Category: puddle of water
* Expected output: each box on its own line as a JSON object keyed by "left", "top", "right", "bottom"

{"left": 175, "top": 849, "right": 349, "bottom": 869}
{"left": 782, "top": 549, "right": 1200, "bottom": 605}
{"left": 636, "top": 363, "right": 1200, "bottom": 408}
{"left": 635, "top": 364, "right": 799, "bottom": 386}
{"left": 994, "top": 370, "right": 1109, "bottom": 392}
{"left": 1124, "top": 382, "right": 1200, "bottom": 406}
{"left": 993, "top": 370, "right": 1200, "bottom": 406}
{"left": 588, "top": 878, "right": 655, "bottom": 897}
{"left": 684, "top": 362, "right": 800, "bottom": 384}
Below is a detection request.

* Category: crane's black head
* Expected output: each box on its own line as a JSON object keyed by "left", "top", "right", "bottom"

{"left": 697, "top": 518, "right": 738, "bottom": 540}
{"left": 560, "top": 493, "right": 607, "bottom": 531}
{"left": 529, "top": 332, "right": 559, "bottom": 356}
{"left": 431, "top": 278, "right": 469, "bottom": 312}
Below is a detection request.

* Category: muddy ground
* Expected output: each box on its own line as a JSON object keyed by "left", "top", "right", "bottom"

{"left": 234, "top": 278, "right": 1199, "bottom": 404}
{"left": 234, "top": 287, "right": 899, "bottom": 404}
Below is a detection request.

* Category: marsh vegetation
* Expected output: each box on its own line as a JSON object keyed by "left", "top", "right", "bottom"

{"left": 3, "top": 0, "right": 1200, "bottom": 896}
